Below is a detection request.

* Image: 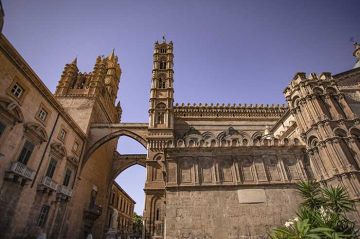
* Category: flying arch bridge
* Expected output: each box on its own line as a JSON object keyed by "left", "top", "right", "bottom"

{"left": 85, "top": 123, "right": 149, "bottom": 165}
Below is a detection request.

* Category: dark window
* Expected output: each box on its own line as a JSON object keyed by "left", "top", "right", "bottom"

{"left": 37, "top": 205, "right": 50, "bottom": 227}
{"left": 11, "top": 83, "right": 24, "bottom": 98}
{"left": 63, "top": 168, "right": 72, "bottom": 187}
{"left": 46, "top": 159, "right": 57, "bottom": 178}
{"left": 0, "top": 121, "right": 5, "bottom": 136}
{"left": 156, "top": 208, "right": 160, "bottom": 220}
{"left": 37, "top": 108, "right": 48, "bottom": 121}
{"left": 160, "top": 61, "right": 166, "bottom": 69}
{"left": 59, "top": 129, "right": 67, "bottom": 142}
{"left": 156, "top": 112, "right": 165, "bottom": 124}
{"left": 160, "top": 48, "right": 166, "bottom": 53}
{"left": 158, "top": 79, "right": 166, "bottom": 89}
{"left": 17, "top": 141, "right": 35, "bottom": 165}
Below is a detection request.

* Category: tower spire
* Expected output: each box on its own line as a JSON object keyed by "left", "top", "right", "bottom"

{"left": 71, "top": 57, "right": 77, "bottom": 65}
{"left": 108, "top": 48, "right": 115, "bottom": 61}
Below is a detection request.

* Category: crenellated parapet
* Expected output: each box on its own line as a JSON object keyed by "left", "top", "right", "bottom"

{"left": 174, "top": 102, "right": 288, "bottom": 119}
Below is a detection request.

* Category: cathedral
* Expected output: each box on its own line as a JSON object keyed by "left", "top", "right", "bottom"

{"left": 1, "top": 5, "right": 360, "bottom": 239}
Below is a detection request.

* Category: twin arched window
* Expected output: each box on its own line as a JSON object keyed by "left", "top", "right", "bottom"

{"left": 158, "top": 79, "right": 166, "bottom": 89}
{"left": 156, "top": 103, "right": 166, "bottom": 124}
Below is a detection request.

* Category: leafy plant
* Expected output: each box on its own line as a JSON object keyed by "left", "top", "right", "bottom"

{"left": 269, "top": 181, "right": 359, "bottom": 239}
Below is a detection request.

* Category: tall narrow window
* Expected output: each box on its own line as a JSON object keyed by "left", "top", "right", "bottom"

{"left": 160, "top": 61, "right": 166, "bottom": 69}
{"left": 156, "top": 103, "right": 166, "bottom": 124}
{"left": 158, "top": 79, "right": 166, "bottom": 89}
{"left": 63, "top": 168, "right": 72, "bottom": 187}
{"left": 46, "top": 159, "right": 57, "bottom": 178}
{"left": 156, "top": 208, "right": 160, "bottom": 221}
{"left": 156, "top": 112, "right": 165, "bottom": 124}
{"left": 37, "top": 205, "right": 50, "bottom": 227}
{"left": 18, "top": 141, "right": 35, "bottom": 165}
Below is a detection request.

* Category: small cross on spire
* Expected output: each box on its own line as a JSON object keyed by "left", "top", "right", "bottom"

{"left": 162, "top": 34, "right": 166, "bottom": 43}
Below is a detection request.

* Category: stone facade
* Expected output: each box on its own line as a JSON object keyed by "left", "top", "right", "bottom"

{"left": 1, "top": 14, "right": 360, "bottom": 238}
{"left": 0, "top": 34, "right": 86, "bottom": 238}
{"left": 106, "top": 182, "right": 135, "bottom": 238}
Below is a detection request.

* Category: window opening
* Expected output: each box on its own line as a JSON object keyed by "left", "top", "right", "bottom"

{"left": 18, "top": 141, "right": 35, "bottom": 165}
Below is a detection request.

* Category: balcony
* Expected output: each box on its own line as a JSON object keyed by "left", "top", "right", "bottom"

{"left": 57, "top": 185, "right": 73, "bottom": 197}
{"left": 5, "top": 161, "right": 35, "bottom": 181}
{"left": 38, "top": 176, "right": 58, "bottom": 192}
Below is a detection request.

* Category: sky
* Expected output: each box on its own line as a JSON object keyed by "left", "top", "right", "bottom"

{"left": 2, "top": 0, "right": 360, "bottom": 215}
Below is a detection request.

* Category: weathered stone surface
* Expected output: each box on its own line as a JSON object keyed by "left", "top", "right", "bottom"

{"left": 166, "top": 187, "right": 302, "bottom": 239}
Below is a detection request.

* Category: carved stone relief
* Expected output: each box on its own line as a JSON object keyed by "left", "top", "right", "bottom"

{"left": 264, "top": 156, "right": 281, "bottom": 181}
{"left": 240, "top": 157, "right": 254, "bottom": 182}
{"left": 220, "top": 158, "right": 233, "bottom": 182}
{"left": 285, "top": 157, "right": 301, "bottom": 180}
{"left": 254, "top": 158, "right": 267, "bottom": 181}
{"left": 180, "top": 158, "right": 193, "bottom": 183}
{"left": 199, "top": 157, "right": 213, "bottom": 184}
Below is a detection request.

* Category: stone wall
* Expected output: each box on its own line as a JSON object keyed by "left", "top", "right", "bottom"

{"left": 166, "top": 186, "right": 302, "bottom": 239}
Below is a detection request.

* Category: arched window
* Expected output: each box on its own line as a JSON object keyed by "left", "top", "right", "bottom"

{"left": 159, "top": 60, "right": 166, "bottom": 70}
{"left": 158, "top": 79, "right": 166, "bottom": 89}
{"left": 156, "top": 103, "right": 166, "bottom": 124}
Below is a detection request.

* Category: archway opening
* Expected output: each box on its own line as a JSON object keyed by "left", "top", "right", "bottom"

{"left": 109, "top": 136, "right": 147, "bottom": 238}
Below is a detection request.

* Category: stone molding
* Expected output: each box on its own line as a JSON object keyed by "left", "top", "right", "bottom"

{"left": 174, "top": 103, "right": 287, "bottom": 119}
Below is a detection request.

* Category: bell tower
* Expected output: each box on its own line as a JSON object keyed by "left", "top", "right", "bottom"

{"left": 143, "top": 38, "right": 174, "bottom": 239}
{"left": 55, "top": 52, "right": 122, "bottom": 133}
{"left": 149, "top": 38, "right": 174, "bottom": 130}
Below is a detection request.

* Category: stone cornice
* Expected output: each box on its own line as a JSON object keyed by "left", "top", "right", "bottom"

{"left": 333, "top": 67, "right": 360, "bottom": 82}
{"left": 174, "top": 103, "right": 287, "bottom": 120}
{"left": 0, "top": 34, "right": 86, "bottom": 140}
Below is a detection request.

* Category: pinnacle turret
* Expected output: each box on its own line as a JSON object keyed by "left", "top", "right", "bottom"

{"left": 71, "top": 57, "right": 77, "bottom": 65}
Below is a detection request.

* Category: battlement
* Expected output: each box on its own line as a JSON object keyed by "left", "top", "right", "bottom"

{"left": 173, "top": 102, "right": 288, "bottom": 119}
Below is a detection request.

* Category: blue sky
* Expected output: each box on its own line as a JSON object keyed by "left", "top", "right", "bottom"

{"left": 3, "top": 0, "right": 360, "bottom": 215}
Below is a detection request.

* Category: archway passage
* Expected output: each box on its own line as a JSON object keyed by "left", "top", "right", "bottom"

{"left": 107, "top": 136, "right": 147, "bottom": 239}
{"left": 84, "top": 123, "right": 148, "bottom": 168}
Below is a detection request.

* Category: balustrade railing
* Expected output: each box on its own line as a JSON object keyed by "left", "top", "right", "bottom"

{"left": 40, "top": 176, "right": 58, "bottom": 191}
{"left": 57, "top": 185, "right": 73, "bottom": 197}
{"left": 8, "top": 161, "right": 35, "bottom": 180}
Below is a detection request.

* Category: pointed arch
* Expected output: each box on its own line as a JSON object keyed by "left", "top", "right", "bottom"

{"left": 85, "top": 129, "right": 147, "bottom": 168}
